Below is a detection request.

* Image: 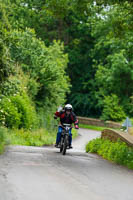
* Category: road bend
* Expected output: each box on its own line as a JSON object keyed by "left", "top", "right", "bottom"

{"left": 0, "top": 128, "right": 133, "bottom": 200}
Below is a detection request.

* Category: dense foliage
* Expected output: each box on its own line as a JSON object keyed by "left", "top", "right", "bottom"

{"left": 91, "top": 2, "right": 133, "bottom": 119}
{"left": 7, "top": 29, "right": 70, "bottom": 108}
{"left": 86, "top": 138, "right": 133, "bottom": 169}
{"left": 0, "top": 0, "right": 133, "bottom": 134}
{"left": 0, "top": 0, "right": 70, "bottom": 130}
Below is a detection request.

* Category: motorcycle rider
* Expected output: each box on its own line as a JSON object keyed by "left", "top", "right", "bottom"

{"left": 54, "top": 104, "right": 79, "bottom": 148}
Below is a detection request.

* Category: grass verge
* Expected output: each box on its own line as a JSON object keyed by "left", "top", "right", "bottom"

{"left": 72, "top": 128, "right": 78, "bottom": 139}
{"left": 79, "top": 124, "right": 106, "bottom": 131}
{"left": 7, "top": 127, "right": 78, "bottom": 147}
{"left": 0, "top": 125, "right": 78, "bottom": 153}
{"left": 7, "top": 128, "right": 56, "bottom": 146}
{"left": 86, "top": 138, "right": 133, "bottom": 170}
{"left": 0, "top": 127, "right": 7, "bottom": 154}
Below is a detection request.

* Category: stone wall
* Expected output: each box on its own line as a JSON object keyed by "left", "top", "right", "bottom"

{"left": 77, "top": 116, "right": 133, "bottom": 147}
{"left": 101, "top": 129, "right": 133, "bottom": 148}
{"left": 78, "top": 116, "right": 121, "bottom": 129}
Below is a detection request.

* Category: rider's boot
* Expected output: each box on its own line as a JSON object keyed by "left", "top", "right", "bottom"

{"left": 69, "top": 144, "right": 73, "bottom": 149}
{"left": 55, "top": 143, "right": 60, "bottom": 148}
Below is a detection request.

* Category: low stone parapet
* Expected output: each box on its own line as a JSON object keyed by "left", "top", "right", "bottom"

{"left": 78, "top": 116, "right": 121, "bottom": 129}
{"left": 78, "top": 116, "right": 105, "bottom": 126}
{"left": 101, "top": 129, "right": 133, "bottom": 148}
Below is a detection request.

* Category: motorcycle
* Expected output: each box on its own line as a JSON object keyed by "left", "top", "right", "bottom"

{"left": 59, "top": 123, "right": 72, "bottom": 155}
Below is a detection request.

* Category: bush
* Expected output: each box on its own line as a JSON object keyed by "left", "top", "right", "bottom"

{"left": 0, "top": 78, "right": 21, "bottom": 96}
{"left": 10, "top": 94, "right": 38, "bottom": 129}
{"left": 86, "top": 138, "right": 133, "bottom": 169}
{"left": 0, "top": 94, "right": 38, "bottom": 129}
{"left": 86, "top": 138, "right": 103, "bottom": 153}
{"left": 101, "top": 94, "right": 126, "bottom": 122}
{"left": 8, "top": 29, "right": 70, "bottom": 111}
{"left": 0, "top": 96, "right": 21, "bottom": 128}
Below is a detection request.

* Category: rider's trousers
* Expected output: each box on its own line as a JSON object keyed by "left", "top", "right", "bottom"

{"left": 56, "top": 126, "right": 72, "bottom": 145}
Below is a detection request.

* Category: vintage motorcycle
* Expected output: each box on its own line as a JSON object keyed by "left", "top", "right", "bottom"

{"left": 59, "top": 123, "right": 72, "bottom": 155}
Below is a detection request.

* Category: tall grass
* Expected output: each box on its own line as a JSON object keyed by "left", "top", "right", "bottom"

{"left": 0, "top": 111, "right": 78, "bottom": 150}
{"left": 7, "top": 127, "right": 78, "bottom": 147}
{"left": 7, "top": 128, "right": 57, "bottom": 146}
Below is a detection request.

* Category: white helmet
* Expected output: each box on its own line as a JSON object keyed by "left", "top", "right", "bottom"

{"left": 65, "top": 104, "right": 72, "bottom": 111}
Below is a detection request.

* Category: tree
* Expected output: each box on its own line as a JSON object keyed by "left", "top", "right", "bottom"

{"left": 7, "top": 29, "right": 70, "bottom": 110}
{"left": 91, "top": 2, "right": 133, "bottom": 117}
{"left": 2, "top": 0, "right": 133, "bottom": 121}
{"left": 0, "top": 1, "right": 13, "bottom": 82}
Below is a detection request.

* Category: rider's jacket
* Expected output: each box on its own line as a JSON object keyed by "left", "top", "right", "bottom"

{"left": 55, "top": 110, "right": 79, "bottom": 126}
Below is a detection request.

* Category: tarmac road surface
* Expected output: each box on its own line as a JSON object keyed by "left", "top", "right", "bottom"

{"left": 0, "top": 128, "right": 133, "bottom": 200}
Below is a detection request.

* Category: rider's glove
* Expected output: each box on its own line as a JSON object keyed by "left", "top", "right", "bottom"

{"left": 54, "top": 115, "right": 57, "bottom": 119}
{"left": 75, "top": 125, "right": 79, "bottom": 129}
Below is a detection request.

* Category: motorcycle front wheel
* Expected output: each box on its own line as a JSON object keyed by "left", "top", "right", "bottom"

{"left": 62, "top": 135, "right": 68, "bottom": 155}
{"left": 60, "top": 137, "right": 63, "bottom": 153}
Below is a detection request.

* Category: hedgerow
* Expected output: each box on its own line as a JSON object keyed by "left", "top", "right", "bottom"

{"left": 86, "top": 138, "right": 133, "bottom": 169}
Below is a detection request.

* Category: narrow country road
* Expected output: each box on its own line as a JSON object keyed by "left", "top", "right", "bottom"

{"left": 0, "top": 128, "right": 133, "bottom": 200}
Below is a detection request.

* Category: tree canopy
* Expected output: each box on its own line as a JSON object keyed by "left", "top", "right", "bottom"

{"left": 0, "top": 0, "right": 133, "bottom": 127}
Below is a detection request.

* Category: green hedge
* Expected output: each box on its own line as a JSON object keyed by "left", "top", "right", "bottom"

{"left": 86, "top": 138, "right": 133, "bottom": 169}
{"left": 0, "top": 94, "right": 38, "bottom": 129}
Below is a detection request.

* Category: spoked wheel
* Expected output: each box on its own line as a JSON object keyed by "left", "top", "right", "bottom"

{"left": 60, "top": 137, "right": 63, "bottom": 153}
{"left": 62, "top": 135, "right": 68, "bottom": 155}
